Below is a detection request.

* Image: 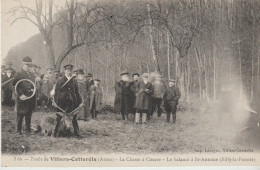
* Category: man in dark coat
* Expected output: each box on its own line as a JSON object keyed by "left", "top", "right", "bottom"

{"left": 150, "top": 74, "right": 167, "bottom": 118}
{"left": 130, "top": 73, "right": 140, "bottom": 114}
{"left": 53, "top": 64, "right": 82, "bottom": 137}
{"left": 89, "top": 79, "right": 103, "bottom": 119}
{"left": 134, "top": 73, "right": 154, "bottom": 124}
{"left": 86, "top": 73, "right": 94, "bottom": 93}
{"left": 2, "top": 67, "right": 15, "bottom": 106}
{"left": 5, "top": 62, "right": 16, "bottom": 75}
{"left": 114, "top": 71, "right": 133, "bottom": 121}
{"left": 163, "top": 79, "right": 181, "bottom": 123}
{"left": 12, "top": 56, "right": 36, "bottom": 135}
{"left": 76, "top": 69, "right": 90, "bottom": 121}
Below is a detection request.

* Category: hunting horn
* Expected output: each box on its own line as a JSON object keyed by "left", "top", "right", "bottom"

{"left": 14, "top": 79, "right": 36, "bottom": 101}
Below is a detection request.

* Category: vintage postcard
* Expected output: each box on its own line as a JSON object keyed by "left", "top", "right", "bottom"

{"left": 1, "top": 0, "right": 260, "bottom": 167}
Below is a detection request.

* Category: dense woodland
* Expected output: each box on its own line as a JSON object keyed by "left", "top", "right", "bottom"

{"left": 5, "top": 0, "right": 260, "bottom": 106}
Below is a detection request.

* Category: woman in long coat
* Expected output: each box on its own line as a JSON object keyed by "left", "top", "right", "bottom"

{"left": 76, "top": 69, "right": 90, "bottom": 121}
{"left": 89, "top": 79, "right": 103, "bottom": 119}
{"left": 134, "top": 73, "right": 154, "bottom": 124}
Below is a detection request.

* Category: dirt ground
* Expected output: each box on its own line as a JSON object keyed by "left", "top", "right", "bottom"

{"left": 1, "top": 103, "right": 259, "bottom": 155}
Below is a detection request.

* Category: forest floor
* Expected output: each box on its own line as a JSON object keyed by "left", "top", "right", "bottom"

{"left": 1, "top": 101, "right": 259, "bottom": 155}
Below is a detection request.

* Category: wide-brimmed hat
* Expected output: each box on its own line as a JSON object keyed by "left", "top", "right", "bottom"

{"left": 120, "top": 71, "right": 129, "bottom": 76}
{"left": 132, "top": 73, "right": 140, "bottom": 77}
{"left": 94, "top": 78, "right": 101, "bottom": 82}
{"left": 142, "top": 73, "right": 149, "bottom": 78}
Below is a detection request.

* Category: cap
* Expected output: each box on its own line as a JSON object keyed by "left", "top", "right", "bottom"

{"left": 169, "top": 79, "right": 176, "bottom": 82}
{"left": 132, "top": 73, "right": 140, "bottom": 77}
{"left": 78, "top": 69, "right": 84, "bottom": 75}
{"left": 47, "top": 68, "right": 53, "bottom": 71}
{"left": 64, "top": 64, "right": 73, "bottom": 70}
{"left": 120, "top": 71, "right": 129, "bottom": 76}
{"left": 22, "top": 56, "right": 32, "bottom": 64}
{"left": 86, "top": 73, "right": 93, "bottom": 77}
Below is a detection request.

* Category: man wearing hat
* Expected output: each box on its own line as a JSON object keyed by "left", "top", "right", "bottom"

{"left": 12, "top": 56, "right": 36, "bottom": 135}
{"left": 86, "top": 73, "right": 94, "bottom": 93}
{"left": 2, "top": 67, "right": 15, "bottom": 106}
{"left": 89, "top": 78, "right": 103, "bottom": 119}
{"left": 114, "top": 71, "right": 133, "bottom": 121}
{"left": 163, "top": 79, "right": 181, "bottom": 123}
{"left": 6, "top": 61, "right": 16, "bottom": 75}
{"left": 150, "top": 73, "right": 167, "bottom": 119}
{"left": 76, "top": 69, "right": 90, "bottom": 120}
{"left": 134, "top": 73, "right": 154, "bottom": 124}
{"left": 130, "top": 73, "right": 140, "bottom": 114}
{"left": 53, "top": 64, "right": 82, "bottom": 137}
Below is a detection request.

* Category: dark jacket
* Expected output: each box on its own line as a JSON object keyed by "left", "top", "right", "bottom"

{"left": 2, "top": 72, "right": 15, "bottom": 103}
{"left": 114, "top": 80, "right": 134, "bottom": 113}
{"left": 13, "top": 69, "right": 36, "bottom": 113}
{"left": 54, "top": 75, "right": 81, "bottom": 113}
{"left": 163, "top": 86, "right": 181, "bottom": 104}
{"left": 134, "top": 80, "right": 154, "bottom": 111}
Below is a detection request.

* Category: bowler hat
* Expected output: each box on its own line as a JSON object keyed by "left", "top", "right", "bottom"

{"left": 64, "top": 64, "right": 73, "bottom": 70}
{"left": 22, "top": 56, "right": 32, "bottom": 64}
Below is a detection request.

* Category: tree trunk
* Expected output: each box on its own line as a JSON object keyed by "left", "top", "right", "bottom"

{"left": 250, "top": 33, "right": 255, "bottom": 103}
{"left": 147, "top": 3, "right": 160, "bottom": 72}
{"left": 167, "top": 31, "right": 171, "bottom": 79}
{"left": 213, "top": 40, "right": 216, "bottom": 101}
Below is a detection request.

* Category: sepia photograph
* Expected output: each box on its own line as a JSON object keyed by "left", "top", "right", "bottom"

{"left": 1, "top": 0, "right": 260, "bottom": 167}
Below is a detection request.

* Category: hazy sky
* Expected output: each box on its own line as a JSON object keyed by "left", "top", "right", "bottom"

{"left": 1, "top": 0, "right": 39, "bottom": 62}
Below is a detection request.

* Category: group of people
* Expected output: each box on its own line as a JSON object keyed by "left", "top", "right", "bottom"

{"left": 2, "top": 56, "right": 103, "bottom": 137}
{"left": 114, "top": 71, "right": 181, "bottom": 124}
{"left": 2, "top": 56, "right": 181, "bottom": 137}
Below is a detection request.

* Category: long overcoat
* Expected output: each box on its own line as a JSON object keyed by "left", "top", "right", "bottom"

{"left": 114, "top": 80, "right": 134, "bottom": 114}
{"left": 13, "top": 69, "right": 36, "bottom": 113}
{"left": 89, "top": 85, "right": 103, "bottom": 112}
{"left": 76, "top": 75, "right": 90, "bottom": 119}
{"left": 134, "top": 80, "right": 154, "bottom": 111}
